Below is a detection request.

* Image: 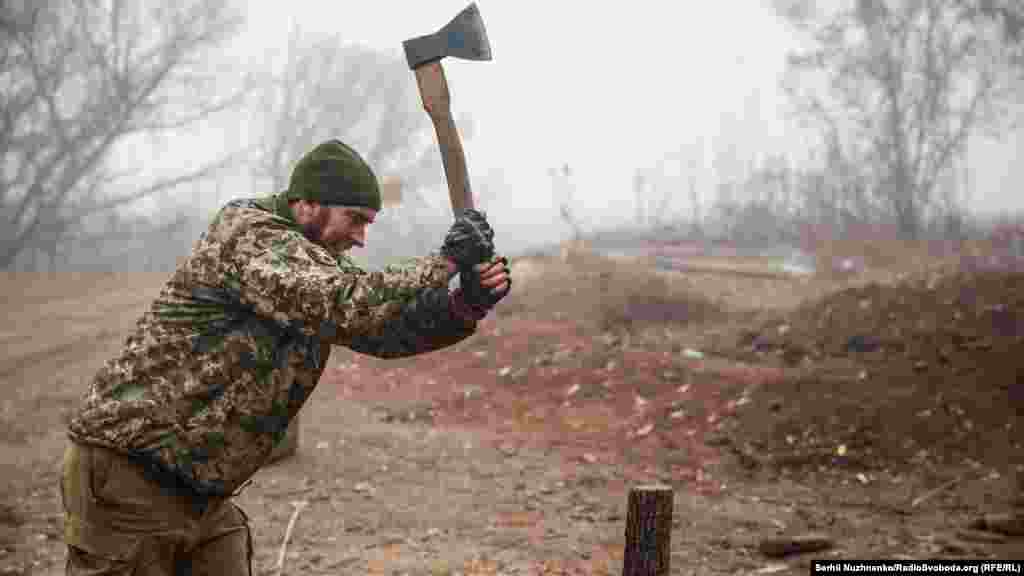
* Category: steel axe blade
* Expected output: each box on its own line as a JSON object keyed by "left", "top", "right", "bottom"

{"left": 403, "top": 3, "right": 492, "bottom": 70}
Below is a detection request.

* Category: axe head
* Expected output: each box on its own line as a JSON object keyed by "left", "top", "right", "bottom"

{"left": 403, "top": 3, "right": 492, "bottom": 69}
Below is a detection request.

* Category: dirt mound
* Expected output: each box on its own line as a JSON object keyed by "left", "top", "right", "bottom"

{"left": 503, "top": 249, "right": 725, "bottom": 332}
{"left": 725, "top": 267, "right": 1024, "bottom": 476}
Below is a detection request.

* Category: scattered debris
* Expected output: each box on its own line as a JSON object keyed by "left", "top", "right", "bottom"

{"left": 274, "top": 500, "right": 308, "bottom": 576}
{"left": 957, "top": 528, "right": 1008, "bottom": 544}
{"left": 910, "top": 474, "right": 968, "bottom": 509}
{"left": 967, "top": 513, "right": 1024, "bottom": 537}
{"left": 780, "top": 249, "right": 816, "bottom": 277}
{"left": 498, "top": 442, "right": 518, "bottom": 456}
{"left": 753, "top": 563, "right": 792, "bottom": 574}
{"left": 352, "top": 482, "right": 375, "bottom": 495}
{"left": 835, "top": 257, "right": 864, "bottom": 275}
{"left": 758, "top": 533, "right": 834, "bottom": 558}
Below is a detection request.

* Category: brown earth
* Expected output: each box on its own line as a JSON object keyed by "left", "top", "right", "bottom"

{"left": 2, "top": 238, "right": 1024, "bottom": 576}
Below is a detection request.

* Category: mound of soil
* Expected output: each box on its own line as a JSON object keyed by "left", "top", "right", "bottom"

{"left": 502, "top": 249, "right": 725, "bottom": 332}
{"left": 726, "top": 267, "right": 1024, "bottom": 476}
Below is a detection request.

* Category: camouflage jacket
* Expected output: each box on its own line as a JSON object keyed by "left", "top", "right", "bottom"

{"left": 67, "top": 196, "right": 475, "bottom": 497}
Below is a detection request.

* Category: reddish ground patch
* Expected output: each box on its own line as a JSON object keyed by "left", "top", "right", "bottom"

{"left": 328, "top": 314, "right": 784, "bottom": 496}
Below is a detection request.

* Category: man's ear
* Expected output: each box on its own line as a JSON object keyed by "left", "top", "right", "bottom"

{"left": 308, "top": 201, "right": 326, "bottom": 220}
{"left": 292, "top": 199, "right": 317, "bottom": 220}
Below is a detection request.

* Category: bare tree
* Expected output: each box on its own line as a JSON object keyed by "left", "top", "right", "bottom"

{"left": 547, "top": 163, "right": 583, "bottom": 240}
{"left": 252, "top": 25, "right": 458, "bottom": 266}
{"left": 632, "top": 169, "right": 647, "bottom": 228}
{"left": 780, "top": 0, "right": 1024, "bottom": 239}
{"left": 632, "top": 162, "right": 678, "bottom": 230}
{"left": 686, "top": 146, "right": 704, "bottom": 232}
{"left": 0, "top": 0, "right": 248, "bottom": 270}
{"left": 635, "top": 145, "right": 705, "bottom": 234}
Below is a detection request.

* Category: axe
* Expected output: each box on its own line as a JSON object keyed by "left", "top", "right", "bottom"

{"left": 403, "top": 3, "right": 492, "bottom": 217}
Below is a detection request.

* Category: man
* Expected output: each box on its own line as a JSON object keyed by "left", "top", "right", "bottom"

{"left": 59, "top": 139, "right": 511, "bottom": 575}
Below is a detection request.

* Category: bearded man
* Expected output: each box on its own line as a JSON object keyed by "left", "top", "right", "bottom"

{"left": 59, "top": 139, "right": 510, "bottom": 575}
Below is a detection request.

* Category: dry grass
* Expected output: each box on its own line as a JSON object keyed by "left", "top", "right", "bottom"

{"left": 806, "top": 236, "right": 955, "bottom": 280}
{"left": 802, "top": 216, "right": 1024, "bottom": 281}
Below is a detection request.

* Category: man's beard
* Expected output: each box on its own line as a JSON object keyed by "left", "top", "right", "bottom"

{"left": 299, "top": 220, "right": 320, "bottom": 245}
{"left": 300, "top": 220, "right": 348, "bottom": 254}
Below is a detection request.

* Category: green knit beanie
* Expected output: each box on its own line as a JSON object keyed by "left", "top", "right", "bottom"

{"left": 285, "top": 140, "right": 381, "bottom": 211}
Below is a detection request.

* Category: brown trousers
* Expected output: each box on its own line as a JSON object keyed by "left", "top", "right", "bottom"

{"left": 60, "top": 442, "right": 252, "bottom": 576}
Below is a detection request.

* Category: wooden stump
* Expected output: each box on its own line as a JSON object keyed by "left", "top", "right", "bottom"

{"left": 622, "top": 485, "right": 673, "bottom": 576}
{"left": 266, "top": 412, "right": 302, "bottom": 464}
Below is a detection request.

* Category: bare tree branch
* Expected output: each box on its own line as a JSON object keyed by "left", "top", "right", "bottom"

{"left": 0, "top": 0, "right": 247, "bottom": 269}
{"left": 250, "top": 29, "right": 445, "bottom": 266}
{"left": 778, "top": 0, "right": 1023, "bottom": 239}
{"left": 76, "top": 152, "right": 243, "bottom": 216}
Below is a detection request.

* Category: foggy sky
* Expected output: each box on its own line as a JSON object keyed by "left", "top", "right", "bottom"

{"left": 115, "top": 0, "right": 1023, "bottom": 256}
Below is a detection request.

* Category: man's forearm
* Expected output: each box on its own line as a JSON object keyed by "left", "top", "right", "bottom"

{"left": 345, "top": 286, "right": 476, "bottom": 359}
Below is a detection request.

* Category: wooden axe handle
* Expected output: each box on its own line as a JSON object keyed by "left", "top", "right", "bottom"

{"left": 413, "top": 61, "right": 474, "bottom": 217}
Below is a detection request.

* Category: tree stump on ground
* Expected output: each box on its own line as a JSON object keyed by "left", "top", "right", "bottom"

{"left": 622, "top": 484, "right": 674, "bottom": 576}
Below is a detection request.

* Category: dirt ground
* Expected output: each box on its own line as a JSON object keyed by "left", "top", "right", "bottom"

{"left": 2, "top": 236, "right": 1024, "bottom": 575}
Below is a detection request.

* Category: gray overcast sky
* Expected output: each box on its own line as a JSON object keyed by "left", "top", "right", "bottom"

{"left": 237, "top": 0, "right": 807, "bottom": 232}
{"left": 126, "top": 1, "right": 1023, "bottom": 250}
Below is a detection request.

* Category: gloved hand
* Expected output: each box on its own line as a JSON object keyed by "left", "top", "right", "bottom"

{"left": 461, "top": 255, "right": 510, "bottom": 308}
{"left": 440, "top": 209, "right": 494, "bottom": 271}
{"left": 450, "top": 255, "right": 511, "bottom": 322}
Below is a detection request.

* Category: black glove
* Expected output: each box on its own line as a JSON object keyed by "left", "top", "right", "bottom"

{"left": 440, "top": 209, "right": 494, "bottom": 270}
{"left": 461, "top": 255, "right": 510, "bottom": 308}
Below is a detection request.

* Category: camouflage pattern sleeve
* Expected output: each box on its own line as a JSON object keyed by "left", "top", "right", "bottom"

{"left": 345, "top": 281, "right": 476, "bottom": 358}
{"left": 212, "top": 206, "right": 474, "bottom": 354}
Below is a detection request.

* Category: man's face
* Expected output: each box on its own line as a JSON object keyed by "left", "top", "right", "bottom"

{"left": 296, "top": 201, "right": 377, "bottom": 254}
